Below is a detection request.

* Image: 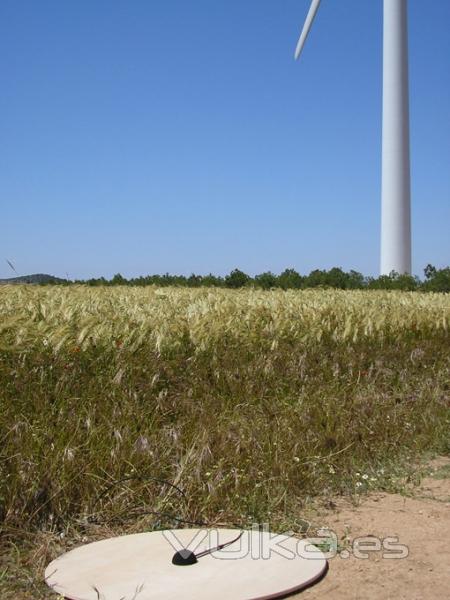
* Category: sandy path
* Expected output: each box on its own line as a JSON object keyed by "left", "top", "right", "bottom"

{"left": 296, "top": 458, "right": 450, "bottom": 599}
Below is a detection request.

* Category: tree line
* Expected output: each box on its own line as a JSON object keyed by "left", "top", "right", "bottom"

{"left": 66, "top": 264, "right": 450, "bottom": 292}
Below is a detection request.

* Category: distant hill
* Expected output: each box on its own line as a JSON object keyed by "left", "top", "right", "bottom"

{"left": 0, "top": 273, "right": 67, "bottom": 285}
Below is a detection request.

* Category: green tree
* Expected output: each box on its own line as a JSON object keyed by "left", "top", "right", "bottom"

{"left": 254, "top": 271, "right": 277, "bottom": 290}
{"left": 424, "top": 264, "right": 437, "bottom": 280}
{"left": 326, "top": 267, "right": 349, "bottom": 289}
{"left": 225, "top": 269, "right": 251, "bottom": 288}
{"left": 200, "top": 274, "right": 224, "bottom": 287}
{"left": 347, "top": 270, "right": 366, "bottom": 289}
{"left": 422, "top": 267, "right": 450, "bottom": 293}
{"left": 304, "top": 269, "right": 327, "bottom": 288}
{"left": 367, "top": 271, "right": 418, "bottom": 291}
{"left": 277, "top": 268, "right": 304, "bottom": 289}
{"left": 187, "top": 274, "right": 202, "bottom": 287}
{"left": 111, "top": 273, "right": 127, "bottom": 285}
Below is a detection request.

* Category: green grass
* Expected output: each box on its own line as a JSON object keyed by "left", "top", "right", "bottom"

{"left": 430, "top": 464, "right": 450, "bottom": 479}
{"left": 0, "top": 286, "right": 449, "bottom": 598}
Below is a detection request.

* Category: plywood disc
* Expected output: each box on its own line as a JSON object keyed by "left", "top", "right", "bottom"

{"left": 45, "top": 528, "right": 327, "bottom": 600}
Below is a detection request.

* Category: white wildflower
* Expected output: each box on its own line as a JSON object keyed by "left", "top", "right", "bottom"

{"left": 134, "top": 435, "right": 151, "bottom": 454}
{"left": 63, "top": 448, "right": 75, "bottom": 462}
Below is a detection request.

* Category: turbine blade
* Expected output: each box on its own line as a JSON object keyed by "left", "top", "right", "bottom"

{"left": 6, "top": 259, "right": 17, "bottom": 273}
{"left": 294, "top": 0, "right": 322, "bottom": 60}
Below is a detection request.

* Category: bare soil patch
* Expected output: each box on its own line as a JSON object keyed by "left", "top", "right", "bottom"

{"left": 297, "top": 457, "right": 450, "bottom": 599}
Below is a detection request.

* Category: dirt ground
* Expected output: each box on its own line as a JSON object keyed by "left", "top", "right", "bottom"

{"left": 295, "top": 457, "right": 450, "bottom": 600}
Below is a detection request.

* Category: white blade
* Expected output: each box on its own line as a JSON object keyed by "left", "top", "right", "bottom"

{"left": 294, "top": 0, "right": 322, "bottom": 60}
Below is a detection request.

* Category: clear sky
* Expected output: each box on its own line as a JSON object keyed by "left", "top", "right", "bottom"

{"left": 1, "top": 0, "right": 449, "bottom": 280}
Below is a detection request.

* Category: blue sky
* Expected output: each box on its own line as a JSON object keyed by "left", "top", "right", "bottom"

{"left": 1, "top": 0, "right": 449, "bottom": 279}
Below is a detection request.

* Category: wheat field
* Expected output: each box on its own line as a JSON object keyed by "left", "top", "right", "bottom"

{"left": 0, "top": 285, "right": 449, "bottom": 597}
{"left": 1, "top": 285, "right": 448, "bottom": 351}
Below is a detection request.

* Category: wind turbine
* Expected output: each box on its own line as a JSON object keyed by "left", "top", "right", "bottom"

{"left": 295, "top": 0, "right": 412, "bottom": 275}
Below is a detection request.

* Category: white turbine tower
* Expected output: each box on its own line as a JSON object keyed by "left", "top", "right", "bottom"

{"left": 295, "top": 0, "right": 412, "bottom": 275}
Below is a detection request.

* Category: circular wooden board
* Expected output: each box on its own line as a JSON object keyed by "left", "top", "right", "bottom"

{"left": 45, "top": 528, "right": 327, "bottom": 600}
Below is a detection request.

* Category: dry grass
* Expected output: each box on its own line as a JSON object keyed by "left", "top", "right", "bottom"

{"left": 0, "top": 285, "right": 449, "bottom": 598}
